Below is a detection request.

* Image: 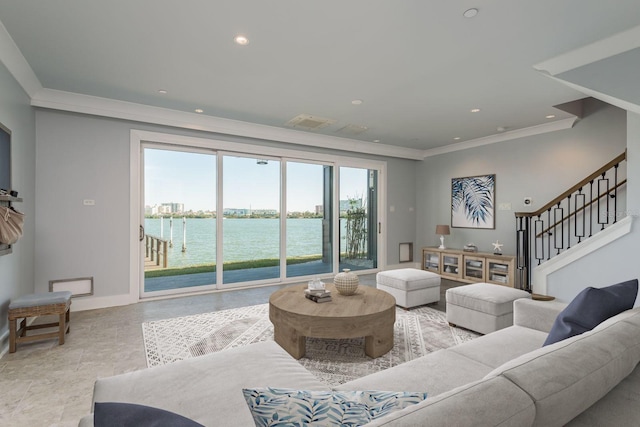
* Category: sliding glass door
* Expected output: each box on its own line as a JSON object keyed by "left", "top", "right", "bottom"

{"left": 286, "top": 161, "right": 333, "bottom": 278}
{"left": 142, "top": 145, "right": 216, "bottom": 296}
{"left": 339, "top": 167, "right": 378, "bottom": 271}
{"left": 222, "top": 155, "right": 281, "bottom": 284}
{"left": 138, "top": 137, "right": 382, "bottom": 298}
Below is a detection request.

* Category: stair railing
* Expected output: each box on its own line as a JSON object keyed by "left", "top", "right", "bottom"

{"left": 515, "top": 151, "right": 627, "bottom": 291}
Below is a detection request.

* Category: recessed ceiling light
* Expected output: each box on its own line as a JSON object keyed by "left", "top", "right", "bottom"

{"left": 234, "top": 35, "right": 249, "bottom": 45}
{"left": 454, "top": 137, "right": 461, "bottom": 140}
{"left": 373, "top": 139, "right": 380, "bottom": 143}
{"left": 470, "top": 108, "right": 480, "bottom": 113}
{"left": 546, "top": 114, "right": 556, "bottom": 119}
{"left": 351, "top": 99, "right": 363, "bottom": 105}
{"left": 463, "top": 8, "right": 478, "bottom": 18}
{"left": 158, "top": 89, "right": 167, "bottom": 94}
{"left": 497, "top": 126, "right": 506, "bottom": 132}
{"left": 195, "top": 108, "right": 204, "bottom": 113}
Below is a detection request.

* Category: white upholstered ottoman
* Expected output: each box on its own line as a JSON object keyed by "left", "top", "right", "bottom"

{"left": 446, "top": 283, "right": 531, "bottom": 334}
{"left": 376, "top": 268, "right": 440, "bottom": 309}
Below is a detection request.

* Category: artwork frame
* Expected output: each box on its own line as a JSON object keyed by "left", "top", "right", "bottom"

{"left": 451, "top": 174, "right": 495, "bottom": 229}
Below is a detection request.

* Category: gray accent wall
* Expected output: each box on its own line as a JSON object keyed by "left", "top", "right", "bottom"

{"left": 35, "top": 111, "right": 132, "bottom": 297}
{"left": 0, "top": 60, "right": 36, "bottom": 346}
{"left": 33, "top": 110, "right": 417, "bottom": 302}
{"left": 28, "top": 99, "right": 637, "bottom": 308}
{"left": 416, "top": 100, "right": 627, "bottom": 273}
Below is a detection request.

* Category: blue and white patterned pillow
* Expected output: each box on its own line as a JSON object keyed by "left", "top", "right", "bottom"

{"left": 242, "top": 387, "right": 428, "bottom": 426}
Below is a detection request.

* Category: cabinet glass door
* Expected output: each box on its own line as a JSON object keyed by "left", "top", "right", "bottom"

{"left": 487, "top": 259, "right": 513, "bottom": 286}
{"left": 464, "top": 256, "right": 485, "bottom": 281}
{"left": 441, "top": 254, "right": 461, "bottom": 278}
{"left": 423, "top": 251, "right": 440, "bottom": 272}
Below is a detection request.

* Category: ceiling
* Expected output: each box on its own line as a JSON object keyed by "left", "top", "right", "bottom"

{"left": 0, "top": 1, "right": 639, "bottom": 157}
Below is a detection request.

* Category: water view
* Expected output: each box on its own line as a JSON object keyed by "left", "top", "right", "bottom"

{"left": 145, "top": 217, "right": 354, "bottom": 268}
{"left": 142, "top": 148, "right": 378, "bottom": 293}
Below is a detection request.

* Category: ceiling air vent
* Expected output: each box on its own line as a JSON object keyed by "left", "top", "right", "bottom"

{"left": 336, "top": 124, "right": 369, "bottom": 136}
{"left": 285, "top": 114, "right": 336, "bottom": 130}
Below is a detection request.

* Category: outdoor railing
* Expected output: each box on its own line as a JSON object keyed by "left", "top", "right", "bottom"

{"left": 145, "top": 234, "right": 168, "bottom": 268}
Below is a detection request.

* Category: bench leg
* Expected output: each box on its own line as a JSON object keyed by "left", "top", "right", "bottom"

{"left": 58, "top": 311, "right": 66, "bottom": 345}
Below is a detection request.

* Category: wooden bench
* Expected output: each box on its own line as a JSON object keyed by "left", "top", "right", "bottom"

{"left": 8, "top": 291, "right": 72, "bottom": 353}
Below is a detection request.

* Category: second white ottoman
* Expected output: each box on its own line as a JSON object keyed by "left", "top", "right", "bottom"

{"left": 376, "top": 268, "right": 441, "bottom": 309}
{"left": 446, "top": 283, "right": 531, "bottom": 334}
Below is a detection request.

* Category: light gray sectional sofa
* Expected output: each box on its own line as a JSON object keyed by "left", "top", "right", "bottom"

{"left": 79, "top": 299, "right": 640, "bottom": 426}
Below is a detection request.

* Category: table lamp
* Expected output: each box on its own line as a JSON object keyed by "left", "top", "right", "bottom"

{"left": 436, "top": 224, "right": 450, "bottom": 249}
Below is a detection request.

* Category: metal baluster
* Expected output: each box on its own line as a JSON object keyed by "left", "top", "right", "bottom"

{"left": 547, "top": 208, "right": 551, "bottom": 261}
{"left": 575, "top": 189, "right": 585, "bottom": 243}
{"left": 598, "top": 173, "right": 609, "bottom": 230}
{"left": 613, "top": 164, "right": 619, "bottom": 224}
{"left": 566, "top": 195, "right": 571, "bottom": 250}
{"left": 589, "top": 180, "right": 594, "bottom": 237}
{"left": 534, "top": 215, "right": 543, "bottom": 265}
{"left": 554, "top": 202, "right": 563, "bottom": 255}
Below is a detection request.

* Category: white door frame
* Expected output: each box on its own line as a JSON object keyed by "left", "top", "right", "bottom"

{"left": 129, "top": 129, "right": 387, "bottom": 302}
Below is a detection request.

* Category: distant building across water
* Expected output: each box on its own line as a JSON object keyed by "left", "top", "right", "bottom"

{"left": 146, "top": 202, "right": 184, "bottom": 215}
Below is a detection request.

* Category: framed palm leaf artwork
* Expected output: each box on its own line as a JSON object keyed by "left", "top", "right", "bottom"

{"left": 451, "top": 174, "right": 495, "bottom": 229}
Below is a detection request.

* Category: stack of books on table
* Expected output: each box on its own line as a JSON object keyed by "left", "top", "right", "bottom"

{"left": 304, "top": 288, "right": 332, "bottom": 303}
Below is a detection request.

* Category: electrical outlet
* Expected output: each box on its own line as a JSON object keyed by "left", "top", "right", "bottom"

{"left": 83, "top": 199, "right": 95, "bottom": 206}
{"left": 498, "top": 202, "right": 512, "bottom": 211}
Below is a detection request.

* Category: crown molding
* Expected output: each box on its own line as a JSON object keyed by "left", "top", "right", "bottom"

{"left": 30, "top": 88, "right": 426, "bottom": 161}
{"left": 0, "top": 20, "right": 42, "bottom": 97}
{"left": 534, "top": 25, "right": 640, "bottom": 76}
{"left": 422, "top": 117, "right": 578, "bottom": 158}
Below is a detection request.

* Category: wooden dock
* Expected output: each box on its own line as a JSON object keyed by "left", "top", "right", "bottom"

{"left": 145, "top": 257, "right": 166, "bottom": 271}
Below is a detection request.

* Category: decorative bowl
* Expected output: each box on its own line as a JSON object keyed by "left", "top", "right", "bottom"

{"left": 334, "top": 268, "right": 359, "bottom": 296}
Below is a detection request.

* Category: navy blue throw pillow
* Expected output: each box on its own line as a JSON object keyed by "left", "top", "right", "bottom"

{"left": 543, "top": 279, "right": 638, "bottom": 346}
{"left": 94, "top": 402, "right": 204, "bottom": 427}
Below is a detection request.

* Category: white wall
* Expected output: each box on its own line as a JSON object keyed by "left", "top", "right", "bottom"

{"left": 34, "top": 110, "right": 417, "bottom": 307}
{"left": 545, "top": 111, "right": 640, "bottom": 303}
{"left": 416, "top": 100, "right": 627, "bottom": 274}
{"left": 0, "top": 60, "right": 35, "bottom": 350}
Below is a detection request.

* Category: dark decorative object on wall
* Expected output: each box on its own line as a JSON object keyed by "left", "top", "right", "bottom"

{"left": 451, "top": 174, "right": 495, "bottom": 229}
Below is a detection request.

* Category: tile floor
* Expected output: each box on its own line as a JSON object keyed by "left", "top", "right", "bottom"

{"left": 0, "top": 275, "right": 458, "bottom": 427}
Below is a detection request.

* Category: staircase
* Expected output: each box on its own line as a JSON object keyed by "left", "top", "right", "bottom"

{"left": 515, "top": 151, "right": 627, "bottom": 291}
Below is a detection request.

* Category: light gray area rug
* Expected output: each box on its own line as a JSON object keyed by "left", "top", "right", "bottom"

{"left": 142, "top": 303, "right": 480, "bottom": 386}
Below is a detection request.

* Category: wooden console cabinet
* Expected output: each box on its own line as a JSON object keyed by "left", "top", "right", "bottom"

{"left": 422, "top": 247, "right": 515, "bottom": 287}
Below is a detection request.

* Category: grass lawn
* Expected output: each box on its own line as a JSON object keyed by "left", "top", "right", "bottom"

{"left": 145, "top": 254, "right": 323, "bottom": 278}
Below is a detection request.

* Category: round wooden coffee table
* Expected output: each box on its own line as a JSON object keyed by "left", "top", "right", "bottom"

{"left": 269, "top": 283, "right": 396, "bottom": 359}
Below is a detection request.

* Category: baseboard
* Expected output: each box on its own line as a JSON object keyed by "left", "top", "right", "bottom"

{"left": 69, "top": 293, "right": 136, "bottom": 312}
{"left": 0, "top": 329, "right": 8, "bottom": 359}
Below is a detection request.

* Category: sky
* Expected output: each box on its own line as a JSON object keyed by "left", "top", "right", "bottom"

{"left": 144, "top": 148, "right": 370, "bottom": 212}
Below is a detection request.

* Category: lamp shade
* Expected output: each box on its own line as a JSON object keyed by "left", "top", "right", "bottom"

{"left": 435, "top": 224, "right": 450, "bottom": 235}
